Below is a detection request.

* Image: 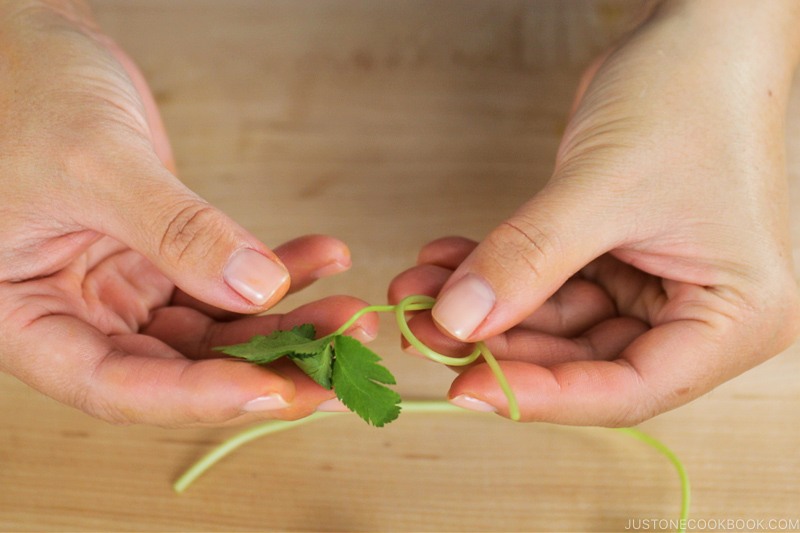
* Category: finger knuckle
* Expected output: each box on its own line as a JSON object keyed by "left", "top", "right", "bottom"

{"left": 763, "top": 273, "right": 800, "bottom": 350}
{"left": 493, "top": 217, "right": 561, "bottom": 280}
{"left": 72, "top": 389, "right": 135, "bottom": 426}
{"left": 158, "top": 202, "right": 224, "bottom": 264}
{"left": 607, "top": 405, "right": 652, "bottom": 428}
{"left": 603, "top": 361, "right": 660, "bottom": 428}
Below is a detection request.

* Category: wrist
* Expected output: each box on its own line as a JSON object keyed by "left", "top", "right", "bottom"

{"left": 620, "top": 0, "right": 800, "bottom": 115}
{"left": 651, "top": 0, "right": 800, "bottom": 71}
{"left": 0, "top": 0, "right": 97, "bottom": 30}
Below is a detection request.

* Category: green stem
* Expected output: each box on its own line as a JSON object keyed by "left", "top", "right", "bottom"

{"left": 173, "top": 413, "right": 335, "bottom": 493}
{"left": 330, "top": 302, "right": 432, "bottom": 338}
{"left": 175, "top": 298, "right": 690, "bottom": 532}
{"left": 325, "top": 294, "right": 521, "bottom": 420}
{"left": 477, "top": 342, "right": 520, "bottom": 421}
{"left": 393, "top": 295, "right": 520, "bottom": 420}
{"left": 616, "top": 428, "right": 691, "bottom": 533}
{"left": 173, "top": 405, "right": 692, "bottom": 533}
{"left": 173, "top": 401, "right": 464, "bottom": 493}
{"left": 393, "top": 296, "right": 482, "bottom": 366}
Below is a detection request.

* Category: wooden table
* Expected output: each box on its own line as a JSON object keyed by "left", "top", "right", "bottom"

{"left": 2, "top": 1, "right": 799, "bottom": 531}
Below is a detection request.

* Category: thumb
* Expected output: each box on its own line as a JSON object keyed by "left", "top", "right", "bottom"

{"left": 94, "top": 162, "right": 289, "bottom": 313}
{"left": 432, "top": 184, "right": 617, "bottom": 341}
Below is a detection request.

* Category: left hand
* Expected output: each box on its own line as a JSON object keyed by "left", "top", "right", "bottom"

{"left": 1, "top": 234, "right": 376, "bottom": 427}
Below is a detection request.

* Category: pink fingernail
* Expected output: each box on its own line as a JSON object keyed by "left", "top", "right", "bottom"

{"left": 316, "top": 398, "right": 349, "bottom": 412}
{"left": 402, "top": 341, "right": 423, "bottom": 357}
{"left": 432, "top": 274, "right": 496, "bottom": 340}
{"left": 242, "top": 393, "right": 289, "bottom": 412}
{"left": 223, "top": 249, "right": 289, "bottom": 306}
{"left": 312, "top": 259, "right": 351, "bottom": 279}
{"left": 347, "top": 326, "right": 376, "bottom": 343}
{"left": 449, "top": 394, "right": 497, "bottom": 413}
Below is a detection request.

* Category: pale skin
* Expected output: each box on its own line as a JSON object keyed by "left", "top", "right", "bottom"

{"left": 0, "top": 1, "right": 369, "bottom": 426}
{"left": 2, "top": 0, "right": 799, "bottom": 427}
{"left": 392, "top": 0, "right": 800, "bottom": 425}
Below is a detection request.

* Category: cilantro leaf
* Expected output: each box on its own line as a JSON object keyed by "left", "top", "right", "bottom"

{"left": 213, "top": 325, "right": 328, "bottom": 364}
{"left": 214, "top": 324, "right": 402, "bottom": 427}
{"left": 292, "top": 323, "right": 316, "bottom": 340}
{"left": 290, "top": 344, "right": 334, "bottom": 389}
{"left": 332, "top": 335, "right": 401, "bottom": 427}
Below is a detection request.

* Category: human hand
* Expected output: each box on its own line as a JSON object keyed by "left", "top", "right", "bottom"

{"left": 0, "top": 2, "right": 367, "bottom": 425}
{"left": 390, "top": 1, "right": 800, "bottom": 426}
{"left": 1, "top": 231, "right": 373, "bottom": 426}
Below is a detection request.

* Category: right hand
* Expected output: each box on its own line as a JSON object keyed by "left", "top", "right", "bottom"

{"left": 389, "top": 1, "right": 800, "bottom": 426}
{"left": 0, "top": 2, "right": 363, "bottom": 426}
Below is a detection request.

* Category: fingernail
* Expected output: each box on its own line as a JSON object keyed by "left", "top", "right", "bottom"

{"left": 432, "top": 274, "right": 495, "bottom": 340}
{"left": 312, "top": 259, "right": 351, "bottom": 279}
{"left": 316, "top": 398, "right": 350, "bottom": 412}
{"left": 347, "top": 325, "right": 376, "bottom": 343}
{"left": 401, "top": 340, "right": 423, "bottom": 357}
{"left": 449, "top": 394, "right": 497, "bottom": 413}
{"left": 242, "top": 393, "right": 289, "bottom": 412}
{"left": 224, "top": 248, "right": 289, "bottom": 306}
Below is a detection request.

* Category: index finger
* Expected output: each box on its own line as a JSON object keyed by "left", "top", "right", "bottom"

{"left": 448, "top": 319, "right": 735, "bottom": 426}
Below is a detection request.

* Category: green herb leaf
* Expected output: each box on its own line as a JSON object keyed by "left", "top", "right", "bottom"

{"left": 332, "top": 335, "right": 401, "bottom": 427}
{"left": 213, "top": 324, "right": 328, "bottom": 364}
{"left": 214, "top": 324, "right": 401, "bottom": 427}
{"left": 290, "top": 343, "right": 334, "bottom": 389}
{"left": 292, "top": 323, "right": 316, "bottom": 340}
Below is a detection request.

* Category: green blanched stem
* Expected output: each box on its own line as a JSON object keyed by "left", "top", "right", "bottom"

{"left": 173, "top": 413, "right": 334, "bottom": 493}
{"left": 616, "top": 427, "right": 691, "bottom": 533}
{"left": 175, "top": 296, "right": 690, "bottom": 533}
{"left": 393, "top": 295, "right": 520, "bottom": 421}
{"left": 173, "top": 401, "right": 465, "bottom": 493}
{"left": 174, "top": 405, "right": 692, "bottom": 533}
{"left": 330, "top": 302, "right": 431, "bottom": 337}
{"left": 393, "top": 296, "right": 482, "bottom": 366}
{"left": 476, "top": 342, "right": 520, "bottom": 421}
{"left": 324, "top": 294, "right": 521, "bottom": 421}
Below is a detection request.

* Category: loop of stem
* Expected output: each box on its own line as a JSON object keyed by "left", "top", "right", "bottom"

{"left": 334, "top": 294, "right": 521, "bottom": 421}
{"left": 331, "top": 301, "right": 433, "bottom": 337}
{"left": 173, "top": 297, "right": 689, "bottom": 532}
{"left": 476, "top": 341, "right": 520, "bottom": 421}
{"left": 393, "top": 295, "right": 482, "bottom": 366}
{"left": 393, "top": 294, "right": 520, "bottom": 421}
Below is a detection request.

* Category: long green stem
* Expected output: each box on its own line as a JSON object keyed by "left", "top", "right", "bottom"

{"left": 330, "top": 302, "right": 431, "bottom": 337}
{"left": 173, "top": 413, "right": 335, "bottom": 494}
{"left": 173, "top": 401, "right": 465, "bottom": 493}
{"left": 393, "top": 296, "right": 482, "bottom": 366}
{"left": 476, "top": 341, "right": 520, "bottom": 421}
{"left": 174, "top": 298, "right": 690, "bottom": 532}
{"left": 174, "top": 404, "right": 691, "bottom": 533}
{"left": 616, "top": 428, "right": 691, "bottom": 533}
{"left": 327, "top": 294, "right": 521, "bottom": 420}
{"left": 392, "top": 294, "right": 520, "bottom": 420}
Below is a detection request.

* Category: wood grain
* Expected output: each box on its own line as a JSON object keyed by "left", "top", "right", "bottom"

{"left": 1, "top": 1, "right": 798, "bottom": 531}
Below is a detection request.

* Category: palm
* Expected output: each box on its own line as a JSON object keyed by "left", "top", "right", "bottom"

{"left": 0, "top": 235, "right": 371, "bottom": 427}
{"left": 0, "top": 10, "right": 374, "bottom": 427}
{"left": 393, "top": 26, "right": 798, "bottom": 426}
{"left": 389, "top": 237, "right": 758, "bottom": 425}
{"left": 36, "top": 239, "right": 171, "bottom": 337}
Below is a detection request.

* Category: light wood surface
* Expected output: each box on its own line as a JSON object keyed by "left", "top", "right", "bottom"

{"left": 2, "top": 1, "right": 799, "bottom": 531}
